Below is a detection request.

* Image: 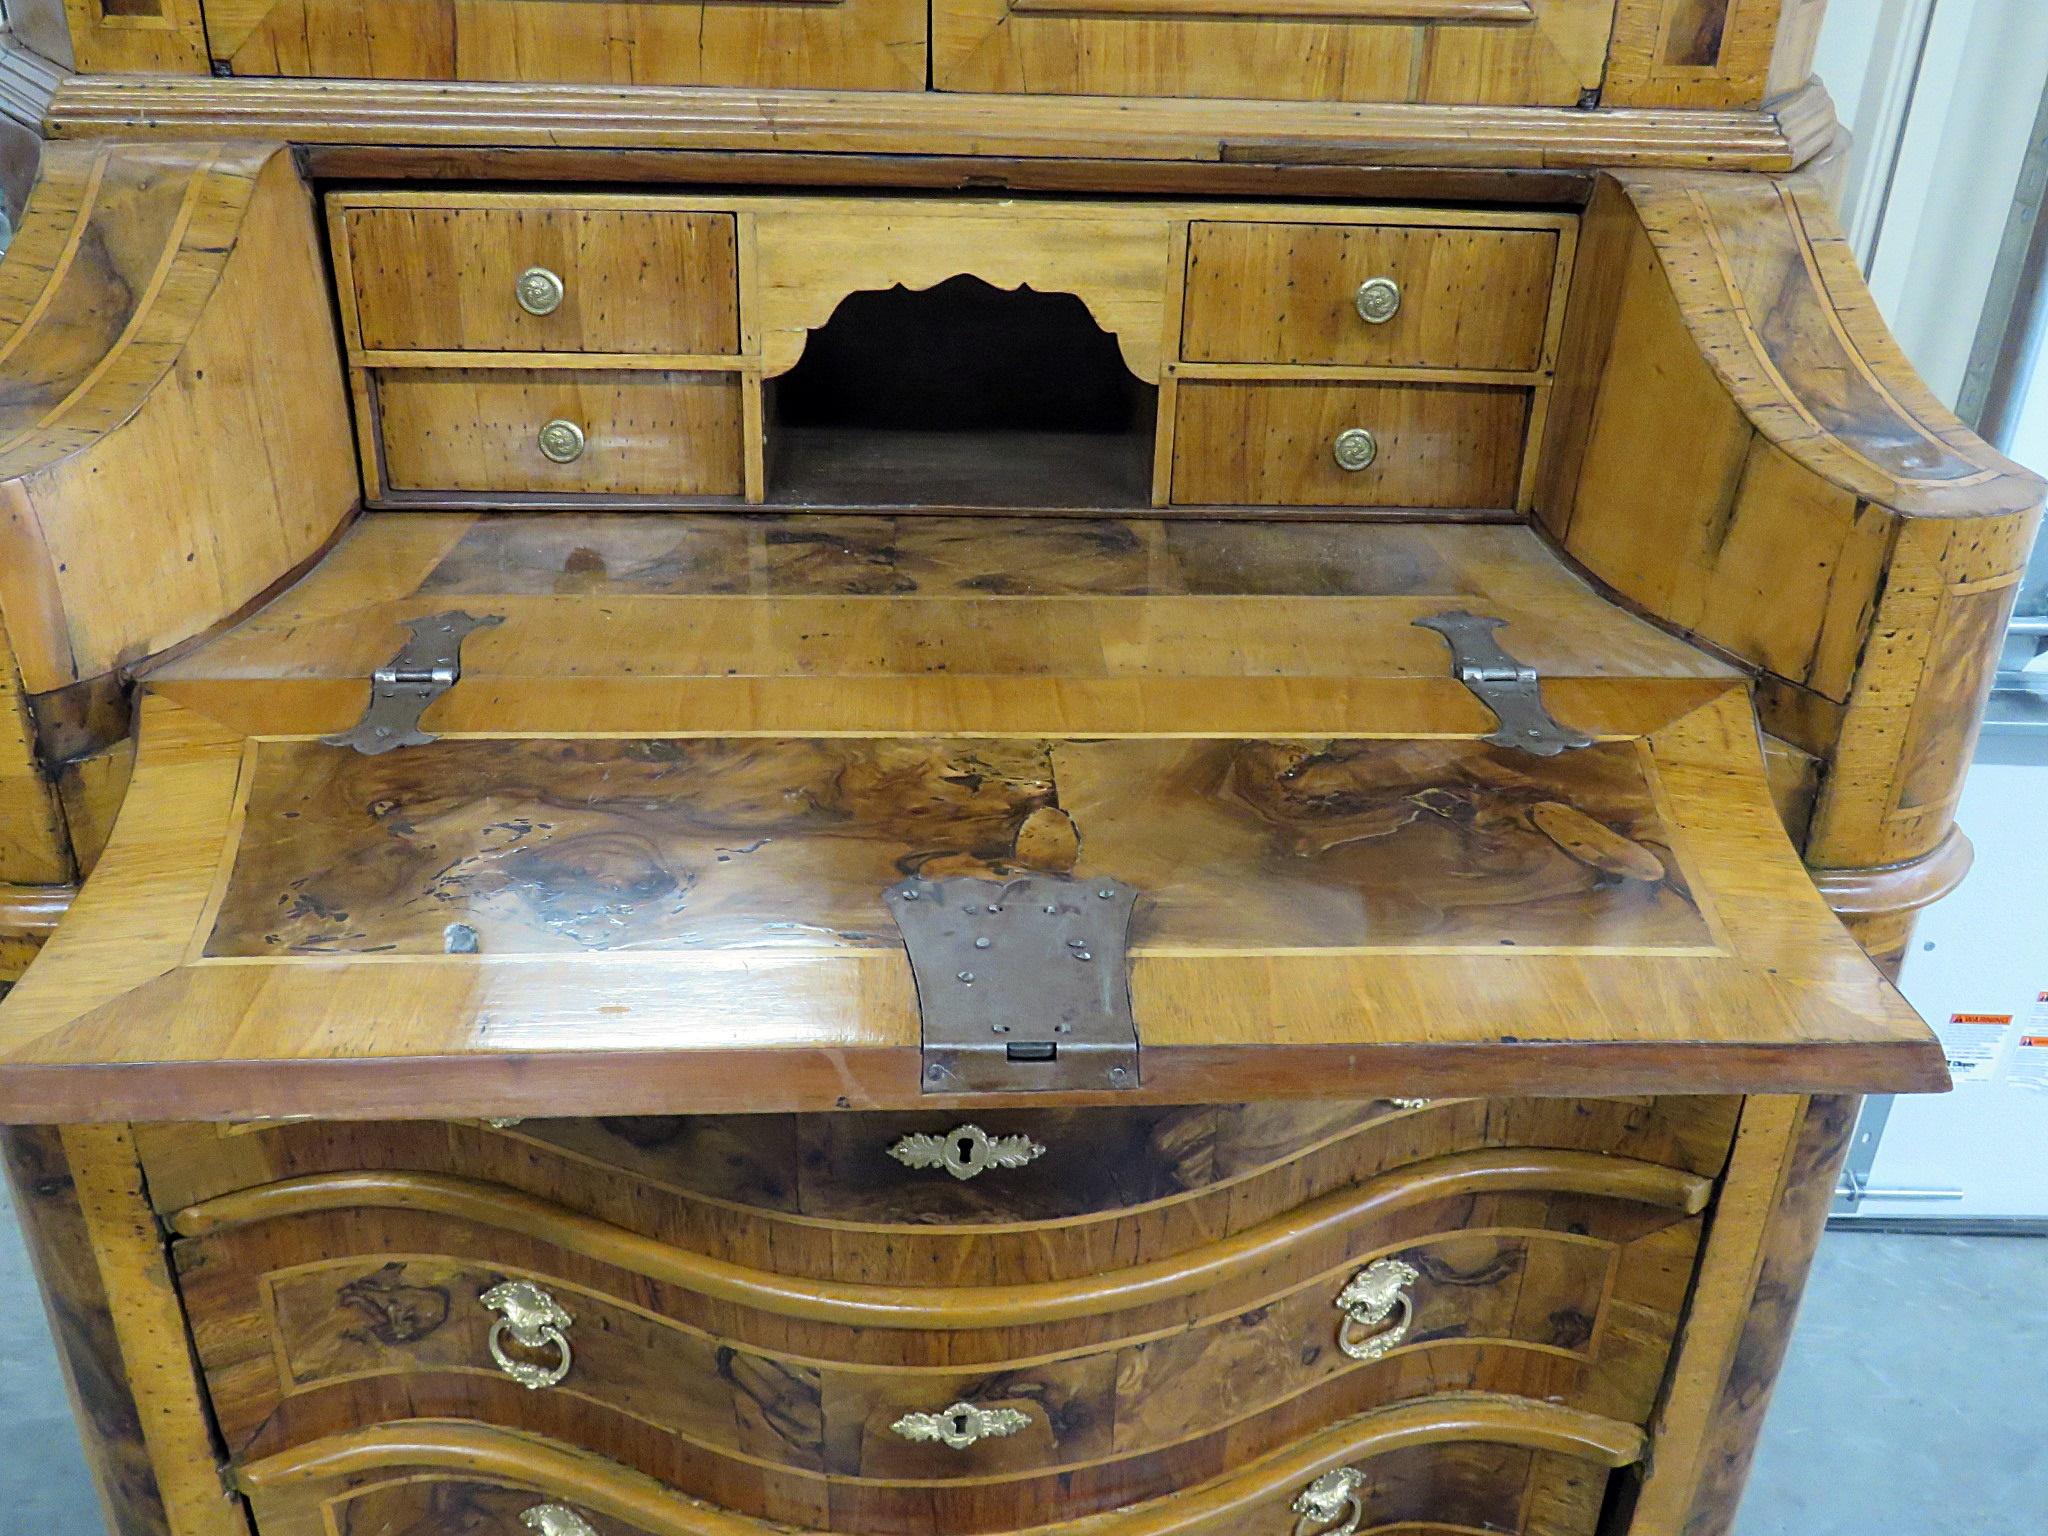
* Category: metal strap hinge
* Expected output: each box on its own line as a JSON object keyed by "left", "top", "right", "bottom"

{"left": 324, "top": 610, "right": 503, "bottom": 756}
{"left": 886, "top": 873, "right": 1141, "bottom": 1094}
{"left": 1414, "top": 610, "right": 1593, "bottom": 757}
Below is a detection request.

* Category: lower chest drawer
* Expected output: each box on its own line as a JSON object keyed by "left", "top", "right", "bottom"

{"left": 172, "top": 1127, "right": 1708, "bottom": 1532}
{"left": 237, "top": 1410, "right": 1623, "bottom": 1536}
{"left": 1169, "top": 380, "right": 1529, "bottom": 509}
{"left": 373, "top": 369, "right": 745, "bottom": 497}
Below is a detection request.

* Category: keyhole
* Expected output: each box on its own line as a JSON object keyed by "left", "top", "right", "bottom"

{"left": 956, "top": 1136, "right": 975, "bottom": 1163}
{"left": 950, "top": 1410, "right": 971, "bottom": 1436}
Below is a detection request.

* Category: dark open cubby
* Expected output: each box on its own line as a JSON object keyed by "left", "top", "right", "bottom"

{"left": 766, "top": 275, "right": 1157, "bottom": 510}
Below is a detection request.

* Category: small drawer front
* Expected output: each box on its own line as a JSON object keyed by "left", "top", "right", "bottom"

{"left": 343, "top": 206, "right": 740, "bottom": 355}
{"left": 1171, "top": 381, "right": 1527, "bottom": 509}
{"left": 1182, "top": 223, "right": 1560, "bottom": 371}
{"left": 375, "top": 369, "right": 745, "bottom": 497}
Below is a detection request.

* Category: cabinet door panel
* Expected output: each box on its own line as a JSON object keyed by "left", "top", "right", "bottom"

{"left": 205, "top": 0, "right": 927, "bottom": 90}
{"left": 933, "top": 0, "right": 1616, "bottom": 103}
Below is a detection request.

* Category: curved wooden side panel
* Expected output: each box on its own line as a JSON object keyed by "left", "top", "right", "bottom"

{"left": 173, "top": 1148, "right": 1710, "bottom": 1330}
{"left": 1533, "top": 167, "right": 2046, "bottom": 959}
{"left": 0, "top": 140, "right": 357, "bottom": 695}
{"left": 235, "top": 1399, "right": 1644, "bottom": 1536}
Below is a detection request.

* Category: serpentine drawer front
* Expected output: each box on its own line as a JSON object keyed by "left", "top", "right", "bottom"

{"left": 233, "top": 1405, "right": 1635, "bottom": 1536}
{"left": 166, "top": 1120, "right": 1713, "bottom": 1528}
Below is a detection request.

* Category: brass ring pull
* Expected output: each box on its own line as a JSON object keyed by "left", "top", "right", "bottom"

{"left": 888, "top": 1124, "right": 1046, "bottom": 1181}
{"left": 482, "top": 1280, "right": 574, "bottom": 1391}
{"left": 1334, "top": 1257, "right": 1418, "bottom": 1361}
{"left": 516, "top": 266, "right": 566, "bottom": 316}
{"left": 890, "top": 1401, "right": 1031, "bottom": 1450}
{"left": 1354, "top": 276, "right": 1401, "bottom": 324}
{"left": 522, "top": 1506, "right": 598, "bottom": 1536}
{"left": 1332, "top": 427, "right": 1378, "bottom": 472}
{"left": 537, "top": 419, "right": 586, "bottom": 464}
{"left": 1292, "top": 1467, "right": 1371, "bottom": 1536}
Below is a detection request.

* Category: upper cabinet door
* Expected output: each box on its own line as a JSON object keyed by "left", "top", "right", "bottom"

{"left": 201, "top": 0, "right": 928, "bottom": 90}
{"left": 932, "top": 0, "right": 1617, "bottom": 103}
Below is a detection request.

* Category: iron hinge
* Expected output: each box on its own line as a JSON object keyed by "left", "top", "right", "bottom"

{"left": 1415, "top": 610, "right": 1593, "bottom": 757}
{"left": 886, "top": 873, "right": 1141, "bottom": 1094}
{"left": 324, "top": 610, "right": 502, "bottom": 756}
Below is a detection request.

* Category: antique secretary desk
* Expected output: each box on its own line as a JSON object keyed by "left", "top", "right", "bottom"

{"left": 0, "top": 3, "right": 2040, "bottom": 1535}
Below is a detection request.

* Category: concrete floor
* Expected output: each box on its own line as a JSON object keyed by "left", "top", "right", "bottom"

{"left": 0, "top": 1177, "right": 2042, "bottom": 1533}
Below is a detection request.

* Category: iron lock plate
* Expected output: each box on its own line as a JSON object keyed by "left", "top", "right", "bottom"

{"left": 885, "top": 873, "right": 1141, "bottom": 1094}
{"left": 1414, "top": 610, "right": 1594, "bottom": 757}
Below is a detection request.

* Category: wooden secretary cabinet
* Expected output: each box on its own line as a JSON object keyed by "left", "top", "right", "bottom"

{"left": 0, "top": 4, "right": 2037, "bottom": 1536}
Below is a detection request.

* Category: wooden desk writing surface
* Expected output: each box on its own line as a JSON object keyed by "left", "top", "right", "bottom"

{"left": 0, "top": 515, "right": 1934, "bottom": 1121}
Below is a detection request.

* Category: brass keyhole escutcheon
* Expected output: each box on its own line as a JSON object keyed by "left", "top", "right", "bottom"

{"left": 1332, "top": 428, "right": 1378, "bottom": 472}
{"left": 1354, "top": 276, "right": 1401, "bottom": 324}
{"left": 516, "top": 266, "right": 565, "bottom": 316}
{"left": 537, "top": 419, "right": 587, "bottom": 464}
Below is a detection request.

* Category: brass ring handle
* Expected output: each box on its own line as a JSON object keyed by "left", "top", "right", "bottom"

{"left": 1354, "top": 276, "right": 1401, "bottom": 324}
{"left": 522, "top": 1506, "right": 598, "bottom": 1536}
{"left": 890, "top": 1401, "right": 1031, "bottom": 1450}
{"left": 537, "top": 419, "right": 586, "bottom": 464}
{"left": 1334, "top": 1257, "right": 1419, "bottom": 1361}
{"left": 1332, "top": 427, "right": 1378, "bottom": 472}
{"left": 1292, "top": 1467, "right": 1370, "bottom": 1536}
{"left": 481, "top": 1280, "right": 574, "bottom": 1390}
{"left": 516, "top": 266, "right": 566, "bottom": 316}
{"left": 888, "top": 1124, "right": 1046, "bottom": 1181}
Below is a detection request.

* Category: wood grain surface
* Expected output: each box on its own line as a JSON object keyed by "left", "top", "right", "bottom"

{"left": 342, "top": 206, "right": 741, "bottom": 356}
{"left": 1181, "top": 222, "right": 1562, "bottom": 371}
{"left": 134, "top": 1096, "right": 1742, "bottom": 1272}
{"left": 0, "top": 140, "right": 357, "bottom": 694}
{"left": 40, "top": 75, "right": 1835, "bottom": 172}
{"left": 1531, "top": 166, "right": 2044, "bottom": 953}
{"left": 170, "top": 1149, "right": 1697, "bottom": 1526}
{"left": 234, "top": 1400, "right": 1637, "bottom": 1536}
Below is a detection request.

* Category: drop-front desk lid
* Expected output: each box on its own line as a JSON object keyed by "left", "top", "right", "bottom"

{"left": 0, "top": 515, "right": 1942, "bottom": 1121}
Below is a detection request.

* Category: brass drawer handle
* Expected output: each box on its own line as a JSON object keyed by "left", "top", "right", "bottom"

{"left": 1332, "top": 427, "right": 1378, "bottom": 472}
{"left": 537, "top": 419, "right": 586, "bottom": 464}
{"left": 889, "top": 1124, "right": 1046, "bottom": 1181}
{"left": 482, "top": 1280, "right": 574, "bottom": 1390}
{"left": 1293, "top": 1467, "right": 1371, "bottom": 1536}
{"left": 516, "top": 265, "right": 566, "bottom": 316}
{"left": 1354, "top": 276, "right": 1401, "bottom": 324}
{"left": 1334, "top": 1257, "right": 1418, "bottom": 1361}
{"left": 522, "top": 1507, "right": 598, "bottom": 1536}
{"left": 890, "top": 1400, "right": 1031, "bottom": 1449}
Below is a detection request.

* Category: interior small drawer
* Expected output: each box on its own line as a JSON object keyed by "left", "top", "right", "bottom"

{"left": 341, "top": 205, "right": 741, "bottom": 356}
{"left": 1171, "top": 380, "right": 1528, "bottom": 509}
{"left": 1181, "top": 222, "right": 1559, "bottom": 371}
{"left": 373, "top": 369, "right": 745, "bottom": 497}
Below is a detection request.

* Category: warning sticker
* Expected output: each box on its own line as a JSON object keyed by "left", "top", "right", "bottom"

{"left": 1935, "top": 1013, "right": 2013, "bottom": 1084}
{"left": 2012, "top": 994, "right": 2048, "bottom": 1092}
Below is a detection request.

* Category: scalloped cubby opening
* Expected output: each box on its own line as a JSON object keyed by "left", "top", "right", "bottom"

{"left": 766, "top": 275, "right": 1157, "bottom": 511}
